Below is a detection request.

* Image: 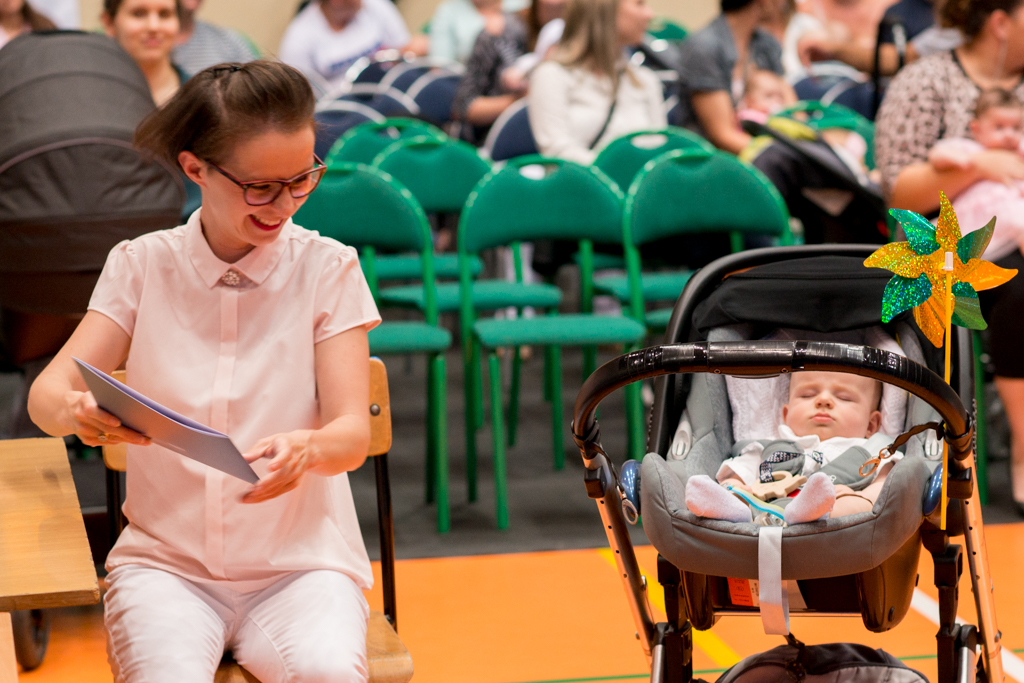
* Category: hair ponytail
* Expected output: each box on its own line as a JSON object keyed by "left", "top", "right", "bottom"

{"left": 134, "top": 61, "right": 316, "bottom": 169}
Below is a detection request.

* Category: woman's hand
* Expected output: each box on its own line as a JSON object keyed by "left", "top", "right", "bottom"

{"left": 63, "top": 390, "right": 150, "bottom": 447}
{"left": 241, "top": 432, "right": 317, "bottom": 504}
{"left": 975, "top": 149, "right": 1024, "bottom": 186}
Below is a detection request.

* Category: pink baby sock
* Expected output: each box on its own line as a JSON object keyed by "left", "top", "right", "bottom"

{"left": 685, "top": 475, "right": 753, "bottom": 523}
{"left": 783, "top": 472, "right": 836, "bottom": 525}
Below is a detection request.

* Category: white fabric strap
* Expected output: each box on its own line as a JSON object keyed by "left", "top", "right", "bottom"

{"left": 758, "top": 526, "right": 790, "bottom": 635}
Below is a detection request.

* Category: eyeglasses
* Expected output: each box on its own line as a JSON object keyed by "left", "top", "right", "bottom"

{"left": 203, "top": 155, "right": 327, "bottom": 206}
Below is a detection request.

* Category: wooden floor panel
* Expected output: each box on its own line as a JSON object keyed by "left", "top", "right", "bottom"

{"left": 19, "top": 523, "right": 1024, "bottom": 683}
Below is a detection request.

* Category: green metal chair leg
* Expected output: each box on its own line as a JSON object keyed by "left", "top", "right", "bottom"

{"left": 488, "top": 352, "right": 510, "bottom": 529}
{"left": 624, "top": 379, "right": 645, "bottom": 461}
{"left": 973, "top": 331, "right": 989, "bottom": 504}
{"left": 463, "top": 341, "right": 479, "bottom": 503}
{"left": 543, "top": 344, "right": 553, "bottom": 402}
{"left": 425, "top": 358, "right": 436, "bottom": 506}
{"left": 550, "top": 345, "right": 564, "bottom": 470}
{"left": 431, "top": 353, "right": 450, "bottom": 533}
{"left": 507, "top": 346, "right": 522, "bottom": 447}
{"left": 583, "top": 346, "right": 597, "bottom": 382}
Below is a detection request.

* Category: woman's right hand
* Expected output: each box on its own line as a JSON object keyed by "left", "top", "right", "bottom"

{"left": 62, "top": 390, "right": 150, "bottom": 447}
{"left": 975, "top": 149, "right": 1024, "bottom": 187}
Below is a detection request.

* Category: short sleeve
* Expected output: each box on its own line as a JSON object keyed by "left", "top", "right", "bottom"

{"left": 313, "top": 246, "right": 381, "bottom": 344}
{"left": 679, "top": 34, "right": 730, "bottom": 93}
{"left": 88, "top": 240, "right": 144, "bottom": 337}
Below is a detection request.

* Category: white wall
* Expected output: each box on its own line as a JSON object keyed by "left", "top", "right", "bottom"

{"left": 80, "top": 0, "right": 718, "bottom": 58}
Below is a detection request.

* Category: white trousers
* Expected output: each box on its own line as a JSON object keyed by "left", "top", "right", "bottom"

{"left": 104, "top": 565, "right": 369, "bottom": 683}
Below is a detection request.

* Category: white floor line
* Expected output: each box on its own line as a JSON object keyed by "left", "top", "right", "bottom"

{"left": 911, "top": 588, "right": 1023, "bottom": 682}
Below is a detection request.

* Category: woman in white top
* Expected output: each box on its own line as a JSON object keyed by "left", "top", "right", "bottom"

{"left": 28, "top": 61, "right": 380, "bottom": 683}
{"left": 527, "top": 0, "right": 665, "bottom": 165}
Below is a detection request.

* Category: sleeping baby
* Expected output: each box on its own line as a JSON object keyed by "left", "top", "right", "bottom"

{"left": 686, "top": 371, "right": 895, "bottom": 526}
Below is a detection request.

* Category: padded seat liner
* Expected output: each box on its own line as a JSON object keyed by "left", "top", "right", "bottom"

{"left": 640, "top": 452, "right": 931, "bottom": 580}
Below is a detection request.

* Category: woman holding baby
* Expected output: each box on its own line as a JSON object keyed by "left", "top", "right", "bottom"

{"left": 875, "top": 0, "right": 1024, "bottom": 514}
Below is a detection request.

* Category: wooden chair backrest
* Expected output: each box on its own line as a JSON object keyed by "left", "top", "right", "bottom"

{"left": 104, "top": 358, "right": 391, "bottom": 471}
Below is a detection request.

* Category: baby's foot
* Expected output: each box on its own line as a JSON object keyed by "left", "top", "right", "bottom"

{"left": 783, "top": 472, "right": 835, "bottom": 525}
{"left": 685, "top": 475, "right": 753, "bottom": 523}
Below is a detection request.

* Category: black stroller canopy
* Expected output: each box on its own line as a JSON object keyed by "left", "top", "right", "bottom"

{"left": 0, "top": 31, "right": 183, "bottom": 283}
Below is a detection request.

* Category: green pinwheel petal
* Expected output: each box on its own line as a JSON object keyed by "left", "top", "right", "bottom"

{"left": 890, "top": 209, "right": 940, "bottom": 256}
{"left": 952, "top": 293, "right": 986, "bottom": 330}
{"left": 952, "top": 281, "right": 977, "bottom": 298}
{"left": 957, "top": 217, "right": 996, "bottom": 264}
{"left": 882, "top": 273, "right": 932, "bottom": 322}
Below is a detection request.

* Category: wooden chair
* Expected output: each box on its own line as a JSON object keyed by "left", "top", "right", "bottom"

{"left": 103, "top": 359, "right": 413, "bottom": 683}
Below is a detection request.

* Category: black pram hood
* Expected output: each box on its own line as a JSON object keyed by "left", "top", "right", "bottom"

{"left": 0, "top": 31, "right": 183, "bottom": 279}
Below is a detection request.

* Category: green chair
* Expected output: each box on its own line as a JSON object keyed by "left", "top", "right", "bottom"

{"left": 457, "top": 156, "right": 648, "bottom": 528}
{"left": 371, "top": 135, "right": 491, "bottom": 280}
{"left": 594, "top": 127, "right": 714, "bottom": 194}
{"left": 325, "top": 118, "right": 446, "bottom": 167}
{"left": 596, "top": 148, "right": 792, "bottom": 334}
{"left": 646, "top": 16, "right": 688, "bottom": 42}
{"left": 293, "top": 163, "right": 452, "bottom": 533}
{"left": 777, "top": 100, "right": 875, "bottom": 169}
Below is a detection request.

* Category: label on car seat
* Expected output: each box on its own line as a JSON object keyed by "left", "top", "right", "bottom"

{"left": 728, "top": 578, "right": 758, "bottom": 606}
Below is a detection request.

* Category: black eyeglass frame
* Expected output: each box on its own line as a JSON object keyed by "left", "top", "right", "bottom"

{"left": 203, "top": 155, "right": 327, "bottom": 206}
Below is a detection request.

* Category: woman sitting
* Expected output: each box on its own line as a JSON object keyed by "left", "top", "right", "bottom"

{"left": 527, "top": 0, "right": 666, "bottom": 165}
{"left": 103, "top": 0, "right": 184, "bottom": 106}
{"left": 875, "top": 0, "right": 1024, "bottom": 514}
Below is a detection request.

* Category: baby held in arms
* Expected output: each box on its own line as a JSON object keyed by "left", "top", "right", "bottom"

{"left": 686, "top": 371, "right": 893, "bottom": 526}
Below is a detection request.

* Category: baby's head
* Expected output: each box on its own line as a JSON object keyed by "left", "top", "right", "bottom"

{"left": 782, "top": 371, "right": 882, "bottom": 441}
{"left": 970, "top": 89, "right": 1023, "bottom": 152}
{"left": 742, "top": 70, "right": 790, "bottom": 116}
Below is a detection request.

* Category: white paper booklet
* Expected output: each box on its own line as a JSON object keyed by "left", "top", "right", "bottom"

{"left": 75, "top": 359, "right": 259, "bottom": 484}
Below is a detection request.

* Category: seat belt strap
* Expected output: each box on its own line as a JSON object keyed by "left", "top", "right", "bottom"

{"left": 758, "top": 526, "right": 790, "bottom": 635}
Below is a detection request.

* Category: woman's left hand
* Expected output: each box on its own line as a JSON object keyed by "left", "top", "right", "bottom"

{"left": 241, "top": 432, "right": 316, "bottom": 503}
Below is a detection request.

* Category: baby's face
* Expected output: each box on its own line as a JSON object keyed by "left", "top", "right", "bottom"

{"left": 782, "top": 371, "right": 882, "bottom": 441}
{"left": 971, "top": 106, "right": 1024, "bottom": 151}
{"left": 744, "top": 78, "right": 788, "bottom": 116}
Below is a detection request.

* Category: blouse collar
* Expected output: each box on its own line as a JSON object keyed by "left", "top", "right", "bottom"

{"left": 185, "top": 209, "right": 292, "bottom": 288}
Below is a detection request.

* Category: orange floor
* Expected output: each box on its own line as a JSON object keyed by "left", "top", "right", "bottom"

{"left": 19, "top": 523, "right": 1024, "bottom": 683}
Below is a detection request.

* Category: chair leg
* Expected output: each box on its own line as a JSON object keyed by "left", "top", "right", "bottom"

{"left": 425, "top": 360, "right": 436, "bottom": 506}
{"left": 431, "top": 353, "right": 450, "bottom": 533}
{"left": 624, "top": 376, "right": 645, "bottom": 461}
{"left": 583, "top": 346, "right": 597, "bottom": 382}
{"left": 973, "top": 332, "right": 989, "bottom": 504}
{"left": 463, "top": 338, "right": 481, "bottom": 503}
{"left": 507, "top": 346, "right": 522, "bottom": 447}
{"left": 488, "top": 352, "right": 510, "bottom": 529}
{"left": 550, "top": 345, "right": 564, "bottom": 470}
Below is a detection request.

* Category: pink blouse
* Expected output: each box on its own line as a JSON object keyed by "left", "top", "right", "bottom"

{"left": 89, "top": 210, "right": 381, "bottom": 591}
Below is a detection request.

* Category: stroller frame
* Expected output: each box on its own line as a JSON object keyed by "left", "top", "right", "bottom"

{"left": 572, "top": 245, "right": 1002, "bottom": 683}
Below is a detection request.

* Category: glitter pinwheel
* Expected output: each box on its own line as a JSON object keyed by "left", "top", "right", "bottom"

{"left": 865, "top": 192, "right": 1016, "bottom": 528}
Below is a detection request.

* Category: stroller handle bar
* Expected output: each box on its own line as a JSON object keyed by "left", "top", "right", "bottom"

{"left": 572, "top": 340, "right": 973, "bottom": 464}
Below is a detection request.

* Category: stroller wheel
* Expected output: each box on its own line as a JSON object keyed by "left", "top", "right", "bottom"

{"left": 11, "top": 609, "right": 50, "bottom": 671}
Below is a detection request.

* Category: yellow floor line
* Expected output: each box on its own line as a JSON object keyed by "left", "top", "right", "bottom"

{"left": 596, "top": 548, "right": 742, "bottom": 669}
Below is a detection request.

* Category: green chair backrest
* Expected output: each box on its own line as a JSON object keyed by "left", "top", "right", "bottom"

{"left": 646, "top": 16, "right": 688, "bottom": 41}
{"left": 293, "top": 163, "right": 439, "bottom": 321}
{"left": 458, "top": 156, "right": 623, "bottom": 254}
{"left": 372, "top": 136, "right": 492, "bottom": 214}
{"left": 594, "top": 127, "right": 714, "bottom": 192}
{"left": 777, "top": 100, "right": 875, "bottom": 169}
{"left": 624, "top": 148, "right": 790, "bottom": 247}
{"left": 325, "top": 118, "right": 446, "bottom": 167}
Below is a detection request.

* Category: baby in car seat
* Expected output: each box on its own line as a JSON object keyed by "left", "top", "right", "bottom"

{"left": 686, "top": 370, "right": 894, "bottom": 526}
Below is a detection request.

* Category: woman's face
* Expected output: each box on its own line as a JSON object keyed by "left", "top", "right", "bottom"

{"left": 103, "top": 0, "right": 179, "bottom": 66}
{"left": 181, "top": 126, "right": 317, "bottom": 261}
{"left": 616, "top": 0, "right": 653, "bottom": 47}
{"left": 0, "top": 0, "right": 25, "bottom": 18}
{"left": 321, "top": 0, "right": 362, "bottom": 29}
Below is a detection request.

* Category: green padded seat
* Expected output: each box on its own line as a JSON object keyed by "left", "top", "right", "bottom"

{"left": 594, "top": 270, "right": 693, "bottom": 303}
{"left": 644, "top": 307, "right": 674, "bottom": 331}
{"left": 380, "top": 281, "right": 562, "bottom": 312}
{"left": 368, "top": 253, "right": 483, "bottom": 281}
{"left": 473, "top": 314, "right": 646, "bottom": 349}
{"left": 368, "top": 322, "right": 452, "bottom": 354}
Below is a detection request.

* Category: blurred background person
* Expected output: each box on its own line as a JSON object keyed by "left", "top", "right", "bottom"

{"left": 172, "top": 0, "right": 258, "bottom": 75}
{"left": 19, "top": 0, "right": 75, "bottom": 28}
{"left": 102, "top": 0, "right": 184, "bottom": 106}
{"left": 279, "top": 0, "right": 419, "bottom": 94}
{"left": 528, "top": 0, "right": 664, "bottom": 164}
{"left": 429, "top": 0, "right": 528, "bottom": 64}
{"left": 675, "top": 0, "right": 786, "bottom": 154}
{"left": 0, "top": 0, "right": 55, "bottom": 50}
